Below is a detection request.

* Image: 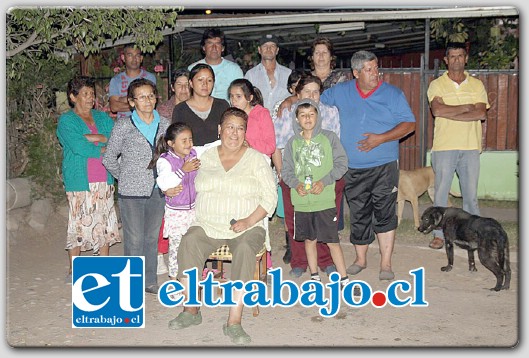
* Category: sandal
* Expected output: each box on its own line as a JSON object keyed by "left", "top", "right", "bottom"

{"left": 346, "top": 264, "right": 366, "bottom": 275}
{"left": 379, "top": 270, "right": 395, "bottom": 281}
{"left": 168, "top": 311, "right": 202, "bottom": 330}
{"left": 223, "top": 323, "right": 251, "bottom": 345}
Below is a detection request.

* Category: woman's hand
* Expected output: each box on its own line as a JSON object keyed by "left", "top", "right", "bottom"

{"left": 84, "top": 134, "right": 108, "bottom": 143}
{"left": 164, "top": 184, "right": 183, "bottom": 198}
{"left": 182, "top": 157, "right": 200, "bottom": 172}
{"left": 229, "top": 218, "right": 251, "bottom": 234}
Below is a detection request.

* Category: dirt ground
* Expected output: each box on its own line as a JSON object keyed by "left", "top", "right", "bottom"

{"left": 4, "top": 200, "right": 520, "bottom": 350}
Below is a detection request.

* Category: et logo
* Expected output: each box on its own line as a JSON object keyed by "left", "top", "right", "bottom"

{"left": 72, "top": 256, "right": 144, "bottom": 328}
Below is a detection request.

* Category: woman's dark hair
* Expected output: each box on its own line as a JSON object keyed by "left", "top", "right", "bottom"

{"left": 220, "top": 107, "right": 248, "bottom": 129}
{"left": 309, "top": 37, "right": 337, "bottom": 71}
{"left": 252, "top": 87, "right": 264, "bottom": 106}
{"left": 287, "top": 69, "right": 305, "bottom": 94}
{"left": 189, "top": 63, "right": 216, "bottom": 84}
{"left": 171, "top": 68, "right": 190, "bottom": 85}
{"left": 228, "top": 78, "right": 262, "bottom": 106}
{"left": 295, "top": 74, "right": 323, "bottom": 95}
{"left": 67, "top": 76, "right": 96, "bottom": 107}
{"left": 148, "top": 122, "right": 193, "bottom": 169}
{"left": 127, "top": 78, "right": 157, "bottom": 101}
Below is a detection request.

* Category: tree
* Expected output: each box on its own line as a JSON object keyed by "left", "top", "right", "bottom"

{"left": 6, "top": 7, "right": 182, "bottom": 200}
{"left": 6, "top": 7, "right": 181, "bottom": 78}
{"left": 430, "top": 17, "right": 518, "bottom": 69}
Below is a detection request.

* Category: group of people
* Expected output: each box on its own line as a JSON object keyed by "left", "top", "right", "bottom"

{"left": 57, "top": 25, "right": 489, "bottom": 345}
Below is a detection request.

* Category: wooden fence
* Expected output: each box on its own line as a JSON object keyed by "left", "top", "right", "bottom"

{"left": 381, "top": 69, "right": 519, "bottom": 170}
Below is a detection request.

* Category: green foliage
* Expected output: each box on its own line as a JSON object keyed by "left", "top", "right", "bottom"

{"left": 6, "top": 57, "right": 75, "bottom": 200}
{"left": 473, "top": 19, "right": 518, "bottom": 69}
{"left": 430, "top": 18, "right": 469, "bottom": 44}
{"left": 6, "top": 7, "right": 182, "bottom": 201}
{"left": 430, "top": 17, "right": 518, "bottom": 69}
{"left": 6, "top": 7, "right": 181, "bottom": 79}
{"left": 24, "top": 114, "right": 65, "bottom": 202}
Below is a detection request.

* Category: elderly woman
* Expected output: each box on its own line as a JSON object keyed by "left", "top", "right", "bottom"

{"left": 102, "top": 78, "right": 170, "bottom": 294}
{"left": 272, "top": 74, "right": 344, "bottom": 279}
{"left": 57, "top": 76, "right": 121, "bottom": 282}
{"left": 168, "top": 107, "right": 277, "bottom": 345}
{"left": 157, "top": 68, "right": 190, "bottom": 119}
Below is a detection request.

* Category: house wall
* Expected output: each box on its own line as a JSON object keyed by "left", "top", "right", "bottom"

{"left": 426, "top": 151, "right": 518, "bottom": 201}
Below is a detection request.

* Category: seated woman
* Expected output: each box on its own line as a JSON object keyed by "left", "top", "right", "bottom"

{"left": 168, "top": 107, "right": 277, "bottom": 345}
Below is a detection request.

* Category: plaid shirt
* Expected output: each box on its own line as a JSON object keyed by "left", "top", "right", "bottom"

{"left": 273, "top": 101, "right": 340, "bottom": 149}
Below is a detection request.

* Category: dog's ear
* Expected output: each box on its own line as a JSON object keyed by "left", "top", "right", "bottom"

{"left": 433, "top": 208, "right": 444, "bottom": 226}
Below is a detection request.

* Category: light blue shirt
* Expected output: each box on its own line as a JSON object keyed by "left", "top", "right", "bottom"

{"left": 108, "top": 69, "right": 157, "bottom": 120}
{"left": 245, "top": 62, "right": 292, "bottom": 114}
{"left": 131, "top": 109, "right": 161, "bottom": 146}
{"left": 188, "top": 58, "right": 243, "bottom": 101}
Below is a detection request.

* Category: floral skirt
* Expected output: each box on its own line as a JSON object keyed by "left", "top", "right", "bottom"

{"left": 65, "top": 182, "right": 121, "bottom": 253}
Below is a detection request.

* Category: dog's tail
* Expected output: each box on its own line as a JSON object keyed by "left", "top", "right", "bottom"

{"left": 489, "top": 222, "right": 511, "bottom": 281}
{"left": 498, "top": 226, "right": 511, "bottom": 273}
{"left": 497, "top": 225, "right": 511, "bottom": 289}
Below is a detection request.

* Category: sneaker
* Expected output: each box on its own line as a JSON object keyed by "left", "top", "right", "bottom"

{"left": 323, "top": 265, "right": 337, "bottom": 276}
{"left": 289, "top": 267, "right": 306, "bottom": 278}
{"left": 157, "top": 254, "right": 168, "bottom": 275}
{"left": 65, "top": 273, "right": 72, "bottom": 285}
{"left": 310, "top": 272, "right": 321, "bottom": 281}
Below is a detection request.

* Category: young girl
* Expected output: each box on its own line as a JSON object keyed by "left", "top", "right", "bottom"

{"left": 228, "top": 78, "right": 276, "bottom": 158}
{"left": 148, "top": 122, "right": 200, "bottom": 280}
{"left": 229, "top": 79, "right": 276, "bottom": 268}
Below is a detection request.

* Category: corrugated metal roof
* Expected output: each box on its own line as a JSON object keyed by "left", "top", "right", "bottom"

{"left": 166, "top": 7, "right": 517, "bottom": 58}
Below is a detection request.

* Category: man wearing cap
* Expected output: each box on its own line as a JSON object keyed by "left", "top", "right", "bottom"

{"left": 426, "top": 42, "right": 490, "bottom": 250}
{"left": 188, "top": 28, "right": 243, "bottom": 101}
{"left": 244, "top": 34, "right": 292, "bottom": 114}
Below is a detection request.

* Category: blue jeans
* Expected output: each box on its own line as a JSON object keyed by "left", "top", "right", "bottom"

{"left": 118, "top": 188, "right": 165, "bottom": 287}
{"left": 431, "top": 150, "right": 480, "bottom": 239}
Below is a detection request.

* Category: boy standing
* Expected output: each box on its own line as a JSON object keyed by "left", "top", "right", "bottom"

{"left": 281, "top": 99, "right": 349, "bottom": 284}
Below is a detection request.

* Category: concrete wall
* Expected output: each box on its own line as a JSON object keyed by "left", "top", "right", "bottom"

{"left": 426, "top": 151, "right": 518, "bottom": 201}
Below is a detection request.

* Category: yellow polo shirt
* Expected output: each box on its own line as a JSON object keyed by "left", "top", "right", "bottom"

{"left": 427, "top": 71, "right": 490, "bottom": 152}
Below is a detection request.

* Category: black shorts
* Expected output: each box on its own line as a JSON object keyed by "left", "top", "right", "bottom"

{"left": 343, "top": 161, "right": 399, "bottom": 245}
{"left": 293, "top": 207, "right": 339, "bottom": 244}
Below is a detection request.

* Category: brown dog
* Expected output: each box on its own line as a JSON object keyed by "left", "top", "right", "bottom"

{"left": 397, "top": 166, "right": 454, "bottom": 228}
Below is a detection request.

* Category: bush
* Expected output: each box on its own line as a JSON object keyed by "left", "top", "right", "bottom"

{"left": 6, "top": 57, "right": 76, "bottom": 202}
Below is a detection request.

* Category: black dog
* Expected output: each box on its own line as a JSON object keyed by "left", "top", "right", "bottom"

{"left": 418, "top": 206, "right": 511, "bottom": 291}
